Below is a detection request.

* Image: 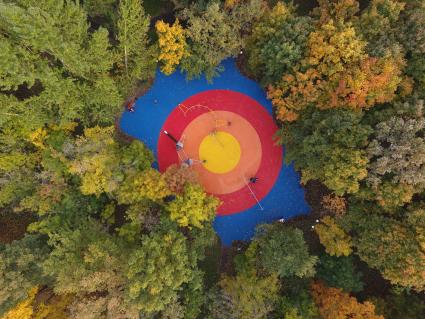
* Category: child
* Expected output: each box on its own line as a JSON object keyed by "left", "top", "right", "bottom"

{"left": 249, "top": 177, "right": 259, "bottom": 184}
{"left": 126, "top": 98, "right": 136, "bottom": 112}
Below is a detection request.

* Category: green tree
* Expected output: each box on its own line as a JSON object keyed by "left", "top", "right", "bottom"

{"left": 219, "top": 270, "right": 279, "bottom": 319}
{"left": 253, "top": 224, "right": 318, "bottom": 278}
{"left": 0, "top": 0, "right": 121, "bottom": 127}
{"left": 41, "top": 218, "right": 128, "bottom": 295}
{"left": 246, "top": 2, "right": 313, "bottom": 84}
{"left": 316, "top": 255, "right": 364, "bottom": 292}
{"left": 356, "top": 0, "right": 405, "bottom": 57}
{"left": 277, "top": 108, "right": 371, "bottom": 195}
{"left": 180, "top": 1, "right": 265, "bottom": 81}
{"left": 342, "top": 210, "right": 425, "bottom": 292}
{"left": 0, "top": 235, "right": 50, "bottom": 315}
{"left": 374, "top": 290, "right": 425, "bottom": 319}
{"left": 400, "top": 1, "right": 425, "bottom": 95}
{"left": 125, "top": 229, "right": 192, "bottom": 313}
{"left": 205, "top": 287, "right": 238, "bottom": 319}
{"left": 277, "top": 278, "right": 320, "bottom": 319}
{"left": 116, "top": 0, "right": 156, "bottom": 95}
{"left": 180, "top": 2, "right": 241, "bottom": 80}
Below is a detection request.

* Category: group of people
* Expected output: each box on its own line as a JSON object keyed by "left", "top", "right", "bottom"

{"left": 163, "top": 130, "right": 205, "bottom": 167}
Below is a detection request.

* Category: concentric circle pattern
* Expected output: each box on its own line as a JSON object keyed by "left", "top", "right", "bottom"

{"left": 157, "top": 90, "right": 283, "bottom": 215}
{"left": 199, "top": 131, "right": 241, "bottom": 174}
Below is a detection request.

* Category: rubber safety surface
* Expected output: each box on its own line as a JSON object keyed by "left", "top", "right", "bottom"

{"left": 120, "top": 59, "right": 310, "bottom": 245}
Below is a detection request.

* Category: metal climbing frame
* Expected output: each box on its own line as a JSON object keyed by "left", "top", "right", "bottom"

{"left": 178, "top": 103, "right": 229, "bottom": 130}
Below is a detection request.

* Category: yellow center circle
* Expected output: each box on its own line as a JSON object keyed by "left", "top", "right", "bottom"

{"left": 199, "top": 131, "right": 241, "bottom": 174}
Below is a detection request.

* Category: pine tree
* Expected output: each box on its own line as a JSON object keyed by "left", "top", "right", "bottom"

{"left": 116, "top": 0, "right": 156, "bottom": 95}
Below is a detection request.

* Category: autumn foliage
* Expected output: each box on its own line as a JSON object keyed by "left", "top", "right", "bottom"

{"left": 321, "top": 194, "right": 347, "bottom": 215}
{"left": 315, "top": 216, "right": 352, "bottom": 257}
{"left": 156, "top": 19, "right": 187, "bottom": 75}
{"left": 311, "top": 281, "right": 384, "bottom": 319}
{"left": 267, "top": 3, "right": 404, "bottom": 122}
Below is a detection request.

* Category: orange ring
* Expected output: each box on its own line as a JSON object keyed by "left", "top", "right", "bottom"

{"left": 181, "top": 111, "right": 262, "bottom": 194}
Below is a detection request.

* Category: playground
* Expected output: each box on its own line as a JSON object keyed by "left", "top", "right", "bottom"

{"left": 120, "top": 59, "right": 310, "bottom": 245}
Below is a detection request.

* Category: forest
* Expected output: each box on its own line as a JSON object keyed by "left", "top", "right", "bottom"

{"left": 0, "top": 0, "right": 424, "bottom": 318}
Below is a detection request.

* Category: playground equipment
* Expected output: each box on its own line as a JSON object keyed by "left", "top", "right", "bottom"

{"left": 178, "top": 103, "right": 230, "bottom": 131}
{"left": 173, "top": 104, "right": 266, "bottom": 211}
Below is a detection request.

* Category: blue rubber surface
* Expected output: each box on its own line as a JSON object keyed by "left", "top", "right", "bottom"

{"left": 120, "top": 59, "right": 310, "bottom": 245}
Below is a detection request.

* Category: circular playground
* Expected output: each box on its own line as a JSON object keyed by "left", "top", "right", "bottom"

{"left": 158, "top": 90, "right": 282, "bottom": 215}
{"left": 120, "top": 59, "right": 309, "bottom": 245}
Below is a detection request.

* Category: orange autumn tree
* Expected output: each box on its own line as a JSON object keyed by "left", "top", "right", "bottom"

{"left": 311, "top": 281, "right": 384, "bottom": 319}
{"left": 268, "top": 0, "right": 404, "bottom": 122}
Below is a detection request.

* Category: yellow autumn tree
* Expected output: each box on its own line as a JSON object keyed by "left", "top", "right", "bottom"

{"left": 315, "top": 216, "right": 352, "bottom": 256}
{"left": 116, "top": 169, "right": 171, "bottom": 204}
{"left": 1, "top": 287, "right": 38, "bottom": 319}
{"left": 166, "top": 184, "right": 219, "bottom": 228}
{"left": 224, "top": 0, "right": 240, "bottom": 9}
{"left": 156, "top": 19, "right": 187, "bottom": 75}
{"left": 33, "top": 294, "right": 73, "bottom": 319}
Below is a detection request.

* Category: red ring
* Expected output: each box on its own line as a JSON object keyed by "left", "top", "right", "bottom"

{"left": 157, "top": 90, "right": 282, "bottom": 215}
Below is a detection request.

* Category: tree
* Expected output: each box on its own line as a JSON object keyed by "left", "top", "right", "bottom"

{"left": 366, "top": 99, "right": 425, "bottom": 203}
{"left": 219, "top": 270, "right": 279, "bottom": 319}
{"left": 33, "top": 293, "right": 74, "bottom": 319}
{"left": 41, "top": 219, "right": 128, "bottom": 295}
{"left": 342, "top": 210, "right": 425, "bottom": 291}
{"left": 69, "top": 126, "right": 153, "bottom": 197}
{"left": 0, "top": 0, "right": 121, "bottom": 127}
{"left": 125, "top": 229, "right": 192, "bottom": 313}
{"left": 311, "top": 281, "right": 384, "bottom": 319}
{"left": 400, "top": 2, "right": 425, "bottom": 94}
{"left": 116, "top": 0, "right": 156, "bottom": 95}
{"left": 205, "top": 287, "right": 238, "bottom": 319}
{"left": 267, "top": 0, "right": 404, "bottom": 122}
{"left": 0, "top": 235, "right": 49, "bottom": 315}
{"left": 68, "top": 293, "right": 139, "bottom": 319}
{"left": 246, "top": 2, "right": 313, "bottom": 84}
{"left": 321, "top": 194, "right": 347, "bottom": 215}
{"left": 277, "top": 108, "right": 371, "bottom": 195}
{"left": 117, "top": 169, "right": 171, "bottom": 204}
{"left": 163, "top": 164, "right": 198, "bottom": 194}
{"left": 315, "top": 216, "right": 352, "bottom": 257}
{"left": 316, "top": 255, "right": 364, "bottom": 292}
{"left": 375, "top": 290, "right": 425, "bottom": 319}
{"left": 180, "top": 2, "right": 241, "bottom": 80}
{"left": 156, "top": 19, "right": 187, "bottom": 75}
{"left": 253, "top": 224, "right": 318, "bottom": 278}
{"left": 1, "top": 287, "right": 38, "bottom": 319}
{"left": 179, "top": 1, "right": 265, "bottom": 81}
{"left": 356, "top": 0, "right": 405, "bottom": 57}
{"left": 277, "top": 278, "right": 320, "bottom": 319}
{"left": 166, "top": 184, "right": 219, "bottom": 229}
